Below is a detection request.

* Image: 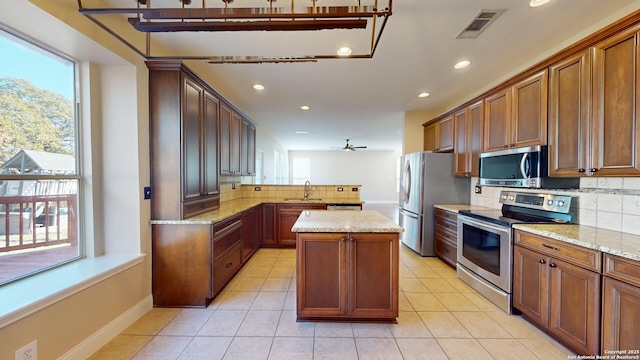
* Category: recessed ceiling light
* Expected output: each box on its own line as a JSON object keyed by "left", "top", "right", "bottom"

{"left": 337, "top": 46, "right": 352, "bottom": 56}
{"left": 418, "top": 92, "right": 430, "bottom": 98}
{"left": 300, "top": 105, "right": 310, "bottom": 110}
{"left": 252, "top": 84, "right": 265, "bottom": 90}
{"left": 295, "top": 131, "right": 309, "bottom": 134}
{"left": 529, "top": 0, "right": 551, "bottom": 7}
{"left": 454, "top": 60, "right": 471, "bottom": 69}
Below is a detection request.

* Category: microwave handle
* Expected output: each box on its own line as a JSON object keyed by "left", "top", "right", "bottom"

{"left": 520, "top": 153, "right": 530, "bottom": 178}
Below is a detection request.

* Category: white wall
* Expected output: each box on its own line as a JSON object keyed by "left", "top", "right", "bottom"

{"left": 256, "top": 128, "right": 288, "bottom": 184}
{"left": 288, "top": 150, "right": 401, "bottom": 203}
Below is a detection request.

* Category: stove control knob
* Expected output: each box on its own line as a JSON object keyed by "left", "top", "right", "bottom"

{"left": 547, "top": 199, "right": 554, "bottom": 206}
{"left": 557, "top": 200, "right": 565, "bottom": 207}
{"left": 501, "top": 195, "right": 508, "bottom": 200}
{"left": 509, "top": 195, "right": 515, "bottom": 201}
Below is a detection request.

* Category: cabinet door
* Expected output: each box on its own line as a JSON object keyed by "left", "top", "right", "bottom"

{"left": 513, "top": 245, "right": 549, "bottom": 327}
{"left": 278, "top": 210, "right": 302, "bottom": 246}
{"left": 436, "top": 116, "right": 454, "bottom": 152}
{"left": 231, "top": 112, "right": 242, "bottom": 174}
{"left": 203, "top": 91, "right": 220, "bottom": 197}
{"left": 242, "top": 207, "right": 258, "bottom": 262}
{"left": 549, "top": 50, "right": 590, "bottom": 176}
{"left": 511, "top": 70, "right": 548, "bottom": 148}
{"left": 602, "top": 277, "right": 640, "bottom": 352}
{"left": 247, "top": 124, "right": 256, "bottom": 175}
{"left": 467, "top": 100, "right": 484, "bottom": 176}
{"left": 297, "top": 233, "right": 348, "bottom": 318}
{"left": 220, "top": 103, "right": 232, "bottom": 175}
{"left": 262, "top": 204, "right": 276, "bottom": 246}
{"left": 424, "top": 123, "right": 437, "bottom": 151}
{"left": 453, "top": 109, "right": 468, "bottom": 176}
{"left": 240, "top": 118, "right": 249, "bottom": 175}
{"left": 548, "top": 258, "right": 601, "bottom": 355}
{"left": 484, "top": 89, "right": 511, "bottom": 152}
{"left": 591, "top": 28, "right": 640, "bottom": 176}
{"left": 348, "top": 233, "right": 398, "bottom": 318}
{"left": 182, "top": 77, "right": 203, "bottom": 202}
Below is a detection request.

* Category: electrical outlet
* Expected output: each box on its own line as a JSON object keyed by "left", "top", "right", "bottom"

{"left": 144, "top": 186, "right": 151, "bottom": 200}
{"left": 475, "top": 185, "right": 482, "bottom": 194}
{"left": 15, "top": 340, "right": 37, "bottom": 360}
{"left": 337, "top": 187, "right": 343, "bottom": 192}
{"left": 254, "top": 186, "right": 261, "bottom": 191}
{"left": 231, "top": 183, "right": 236, "bottom": 190}
{"left": 351, "top": 187, "right": 358, "bottom": 192}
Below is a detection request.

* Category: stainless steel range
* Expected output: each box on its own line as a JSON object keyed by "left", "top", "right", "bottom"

{"left": 456, "top": 191, "right": 577, "bottom": 313}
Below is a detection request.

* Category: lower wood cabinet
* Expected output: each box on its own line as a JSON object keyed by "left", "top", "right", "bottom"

{"left": 602, "top": 254, "right": 640, "bottom": 352}
{"left": 296, "top": 232, "right": 399, "bottom": 322}
{"left": 513, "top": 230, "right": 601, "bottom": 355}
{"left": 242, "top": 206, "right": 261, "bottom": 262}
{"left": 434, "top": 208, "right": 458, "bottom": 268}
{"left": 152, "top": 214, "right": 246, "bottom": 307}
{"left": 277, "top": 203, "right": 326, "bottom": 247}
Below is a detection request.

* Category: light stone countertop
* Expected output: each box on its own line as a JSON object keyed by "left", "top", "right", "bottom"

{"left": 150, "top": 197, "right": 365, "bottom": 225}
{"left": 513, "top": 224, "right": 640, "bottom": 262}
{"left": 291, "top": 210, "right": 403, "bottom": 233}
{"left": 434, "top": 204, "right": 494, "bottom": 213}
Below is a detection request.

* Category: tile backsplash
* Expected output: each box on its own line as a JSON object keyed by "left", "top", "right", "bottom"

{"left": 219, "top": 184, "right": 362, "bottom": 203}
{"left": 470, "top": 177, "right": 640, "bottom": 236}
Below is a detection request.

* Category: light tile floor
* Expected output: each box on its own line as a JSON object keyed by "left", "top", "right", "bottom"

{"left": 90, "top": 245, "right": 574, "bottom": 359}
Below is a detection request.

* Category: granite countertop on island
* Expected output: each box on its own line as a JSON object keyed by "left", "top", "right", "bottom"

{"left": 291, "top": 210, "right": 403, "bottom": 233}
{"left": 150, "top": 197, "right": 365, "bottom": 225}
{"left": 513, "top": 223, "right": 640, "bottom": 262}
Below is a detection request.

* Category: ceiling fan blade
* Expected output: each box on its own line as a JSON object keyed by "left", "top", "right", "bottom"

{"left": 352, "top": 146, "right": 367, "bottom": 149}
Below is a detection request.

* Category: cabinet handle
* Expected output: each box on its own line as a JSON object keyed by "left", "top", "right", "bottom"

{"left": 503, "top": 145, "right": 508, "bottom": 148}
{"left": 510, "top": 144, "right": 515, "bottom": 147}
{"left": 549, "top": 263, "right": 557, "bottom": 268}
{"left": 541, "top": 243, "right": 560, "bottom": 251}
{"left": 577, "top": 168, "right": 586, "bottom": 173}
{"left": 539, "top": 259, "right": 546, "bottom": 264}
{"left": 350, "top": 236, "right": 355, "bottom": 242}
{"left": 340, "top": 237, "right": 346, "bottom": 243}
{"left": 226, "top": 262, "right": 233, "bottom": 268}
{"left": 442, "top": 248, "right": 449, "bottom": 253}
{"left": 590, "top": 168, "right": 599, "bottom": 173}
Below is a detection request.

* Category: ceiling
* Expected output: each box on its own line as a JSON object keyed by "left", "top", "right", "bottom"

{"left": 43, "top": 0, "right": 640, "bottom": 151}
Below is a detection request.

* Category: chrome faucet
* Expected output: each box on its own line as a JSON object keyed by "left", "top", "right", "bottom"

{"left": 304, "top": 180, "right": 311, "bottom": 200}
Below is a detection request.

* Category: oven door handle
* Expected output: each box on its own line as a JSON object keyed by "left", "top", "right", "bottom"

{"left": 458, "top": 215, "right": 511, "bottom": 238}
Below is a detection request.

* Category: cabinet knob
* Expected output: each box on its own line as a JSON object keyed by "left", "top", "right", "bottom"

{"left": 549, "top": 263, "right": 557, "bottom": 268}
{"left": 226, "top": 262, "right": 233, "bottom": 269}
{"left": 539, "top": 259, "right": 546, "bottom": 264}
{"left": 510, "top": 144, "right": 515, "bottom": 147}
{"left": 341, "top": 237, "right": 346, "bottom": 243}
{"left": 577, "top": 168, "right": 586, "bottom": 173}
{"left": 590, "top": 168, "right": 598, "bottom": 173}
{"left": 503, "top": 145, "right": 508, "bottom": 148}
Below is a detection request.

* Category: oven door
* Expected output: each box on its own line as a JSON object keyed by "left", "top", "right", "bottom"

{"left": 456, "top": 215, "right": 512, "bottom": 293}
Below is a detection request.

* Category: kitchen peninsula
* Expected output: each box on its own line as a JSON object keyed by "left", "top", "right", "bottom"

{"left": 292, "top": 210, "right": 403, "bottom": 322}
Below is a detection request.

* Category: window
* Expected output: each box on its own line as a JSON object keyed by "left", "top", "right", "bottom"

{"left": 292, "top": 157, "right": 311, "bottom": 184}
{"left": 0, "top": 26, "right": 81, "bottom": 286}
{"left": 274, "top": 150, "right": 288, "bottom": 184}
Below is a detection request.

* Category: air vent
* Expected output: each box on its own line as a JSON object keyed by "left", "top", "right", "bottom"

{"left": 456, "top": 9, "right": 505, "bottom": 39}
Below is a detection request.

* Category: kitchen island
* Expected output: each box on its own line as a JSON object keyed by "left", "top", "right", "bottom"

{"left": 291, "top": 210, "right": 403, "bottom": 323}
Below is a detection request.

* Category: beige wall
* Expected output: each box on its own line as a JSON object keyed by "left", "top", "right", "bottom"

{"left": 403, "top": 111, "right": 430, "bottom": 155}
{"left": 0, "top": 1, "right": 152, "bottom": 358}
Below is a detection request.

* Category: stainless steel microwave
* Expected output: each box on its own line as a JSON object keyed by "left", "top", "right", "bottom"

{"left": 478, "top": 145, "right": 579, "bottom": 189}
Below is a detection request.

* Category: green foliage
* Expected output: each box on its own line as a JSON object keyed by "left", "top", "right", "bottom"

{"left": 0, "top": 76, "right": 74, "bottom": 163}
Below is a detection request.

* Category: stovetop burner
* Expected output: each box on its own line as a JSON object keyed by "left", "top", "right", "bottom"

{"left": 459, "top": 191, "right": 576, "bottom": 227}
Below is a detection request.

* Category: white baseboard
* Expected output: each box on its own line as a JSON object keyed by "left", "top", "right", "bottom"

{"left": 59, "top": 294, "right": 153, "bottom": 360}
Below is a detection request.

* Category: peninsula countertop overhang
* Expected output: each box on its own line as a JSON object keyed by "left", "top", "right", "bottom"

{"left": 291, "top": 210, "right": 404, "bottom": 233}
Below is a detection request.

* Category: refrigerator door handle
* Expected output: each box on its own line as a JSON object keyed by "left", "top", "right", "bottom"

{"left": 403, "top": 161, "right": 412, "bottom": 203}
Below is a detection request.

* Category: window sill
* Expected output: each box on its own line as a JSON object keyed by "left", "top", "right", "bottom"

{"left": 0, "top": 254, "right": 146, "bottom": 329}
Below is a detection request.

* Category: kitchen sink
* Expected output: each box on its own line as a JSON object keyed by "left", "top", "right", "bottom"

{"left": 283, "top": 198, "right": 323, "bottom": 202}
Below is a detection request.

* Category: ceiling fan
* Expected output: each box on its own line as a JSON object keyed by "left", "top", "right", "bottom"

{"left": 337, "top": 139, "right": 367, "bottom": 151}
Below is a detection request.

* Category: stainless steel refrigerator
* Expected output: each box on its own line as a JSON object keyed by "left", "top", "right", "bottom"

{"left": 399, "top": 152, "right": 470, "bottom": 256}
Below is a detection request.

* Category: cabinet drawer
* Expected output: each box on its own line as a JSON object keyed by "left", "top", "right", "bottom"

{"left": 183, "top": 197, "right": 220, "bottom": 218}
{"left": 434, "top": 237, "right": 457, "bottom": 267}
{"left": 604, "top": 253, "right": 640, "bottom": 287}
{"left": 213, "top": 243, "right": 243, "bottom": 295}
{"left": 435, "top": 208, "right": 457, "bottom": 225}
{"left": 277, "top": 203, "right": 326, "bottom": 211}
{"left": 213, "top": 219, "right": 243, "bottom": 259}
{"left": 435, "top": 226, "right": 457, "bottom": 244}
{"left": 514, "top": 230, "right": 601, "bottom": 272}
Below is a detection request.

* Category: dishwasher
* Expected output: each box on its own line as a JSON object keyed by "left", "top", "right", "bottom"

{"left": 326, "top": 204, "right": 362, "bottom": 210}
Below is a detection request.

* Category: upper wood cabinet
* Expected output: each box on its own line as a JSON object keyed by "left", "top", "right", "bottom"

{"left": 548, "top": 50, "right": 591, "bottom": 177}
{"left": 423, "top": 116, "right": 454, "bottom": 152}
{"left": 591, "top": 27, "right": 640, "bottom": 176}
{"left": 241, "top": 118, "right": 256, "bottom": 176}
{"left": 550, "top": 27, "right": 640, "bottom": 177}
{"left": 148, "top": 62, "right": 220, "bottom": 219}
{"left": 221, "top": 103, "right": 256, "bottom": 176}
{"left": 454, "top": 100, "right": 483, "bottom": 177}
{"left": 484, "top": 70, "right": 548, "bottom": 152}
